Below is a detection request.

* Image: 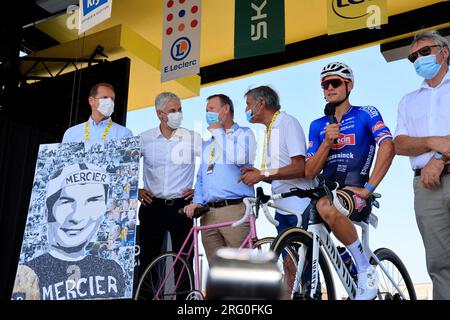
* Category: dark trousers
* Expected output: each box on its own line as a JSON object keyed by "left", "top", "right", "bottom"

{"left": 137, "top": 198, "right": 193, "bottom": 281}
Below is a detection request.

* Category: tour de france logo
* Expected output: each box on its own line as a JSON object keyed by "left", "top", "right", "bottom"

{"left": 171, "top": 37, "right": 192, "bottom": 61}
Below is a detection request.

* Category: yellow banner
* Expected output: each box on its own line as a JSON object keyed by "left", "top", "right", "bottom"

{"left": 327, "top": 0, "right": 388, "bottom": 35}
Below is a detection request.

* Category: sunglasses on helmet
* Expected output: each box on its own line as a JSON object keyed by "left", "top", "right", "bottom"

{"left": 407, "top": 45, "right": 441, "bottom": 63}
{"left": 321, "top": 78, "right": 346, "bottom": 90}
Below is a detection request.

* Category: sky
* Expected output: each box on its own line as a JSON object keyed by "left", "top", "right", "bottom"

{"left": 126, "top": 44, "right": 431, "bottom": 295}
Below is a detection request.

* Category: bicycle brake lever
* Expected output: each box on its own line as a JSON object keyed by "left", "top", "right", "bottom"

{"left": 324, "top": 185, "right": 334, "bottom": 205}
{"left": 255, "top": 197, "right": 260, "bottom": 217}
{"left": 372, "top": 199, "right": 380, "bottom": 208}
{"left": 372, "top": 192, "right": 381, "bottom": 199}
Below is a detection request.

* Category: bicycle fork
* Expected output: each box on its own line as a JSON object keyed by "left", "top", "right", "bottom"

{"left": 290, "top": 226, "right": 327, "bottom": 299}
{"left": 291, "top": 243, "right": 307, "bottom": 299}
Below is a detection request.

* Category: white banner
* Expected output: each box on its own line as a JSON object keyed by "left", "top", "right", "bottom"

{"left": 161, "top": 0, "right": 201, "bottom": 82}
{"left": 79, "top": 0, "right": 113, "bottom": 35}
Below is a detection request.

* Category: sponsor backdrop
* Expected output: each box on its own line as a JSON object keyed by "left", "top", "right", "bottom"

{"left": 161, "top": 0, "right": 202, "bottom": 82}
{"left": 234, "top": 0, "right": 285, "bottom": 59}
{"left": 12, "top": 137, "right": 140, "bottom": 300}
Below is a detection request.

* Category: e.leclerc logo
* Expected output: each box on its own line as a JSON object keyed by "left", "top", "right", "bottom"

{"left": 171, "top": 37, "right": 191, "bottom": 61}
{"left": 332, "top": 0, "right": 370, "bottom": 19}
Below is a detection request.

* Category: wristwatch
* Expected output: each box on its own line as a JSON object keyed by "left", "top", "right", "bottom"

{"left": 433, "top": 152, "right": 443, "bottom": 160}
{"left": 261, "top": 169, "right": 270, "bottom": 178}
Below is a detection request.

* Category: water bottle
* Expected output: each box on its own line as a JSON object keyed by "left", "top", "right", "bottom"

{"left": 337, "top": 246, "right": 357, "bottom": 279}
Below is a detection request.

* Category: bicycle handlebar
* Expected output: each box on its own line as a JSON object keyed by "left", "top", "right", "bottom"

{"left": 254, "top": 175, "right": 381, "bottom": 218}
{"left": 177, "top": 174, "right": 381, "bottom": 228}
{"left": 178, "top": 206, "right": 210, "bottom": 218}
{"left": 232, "top": 197, "right": 279, "bottom": 228}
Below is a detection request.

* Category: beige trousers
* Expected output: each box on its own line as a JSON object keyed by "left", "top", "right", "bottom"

{"left": 200, "top": 202, "right": 249, "bottom": 263}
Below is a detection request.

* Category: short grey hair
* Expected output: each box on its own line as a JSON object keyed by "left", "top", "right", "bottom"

{"left": 245, "top": 86, "right": 280, "bottom": 111}
{"left": 155, "top": 92, "right": 180, "bottom": 111}
{"left": 411, "top": 30, "right": 449, "bottom": 64}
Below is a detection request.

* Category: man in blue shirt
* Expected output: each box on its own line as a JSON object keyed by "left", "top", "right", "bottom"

{"left": 184, "top": 94, "right": 256, "bottom": 263}
{"left": 62, "top": 83, "right": 133, "bottom": 144}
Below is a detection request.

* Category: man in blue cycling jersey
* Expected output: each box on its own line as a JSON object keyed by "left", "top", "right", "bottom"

{"left": 305, "top": 62, "right": 395, "bottom": 300}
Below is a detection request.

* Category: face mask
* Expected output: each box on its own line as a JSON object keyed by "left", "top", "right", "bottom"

{"left": 167, "top": 112, "right": 183, "bottom": 129}
{"left": 246, "top": 102, "right": 259, "bottom": 123}
{"left": 246, "top": 109, "right": 254, "bottom": 122}
{"left": 97, "top": 98, "right": 115, "bottom": 117}
{"left": 414, "top": 54, "right": 442, "bottom": 79}
{"left": 206, "top": 112, "right": 220, "bottom": 125}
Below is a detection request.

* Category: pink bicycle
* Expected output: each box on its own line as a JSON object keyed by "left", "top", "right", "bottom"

{"left": 133, "top": 188, "right": 294, "bottom": 300}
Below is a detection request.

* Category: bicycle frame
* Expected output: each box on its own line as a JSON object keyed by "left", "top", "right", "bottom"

{"left": 153, "top": 197, "right": 278, "bottom": 299}
{"left": 262, "top": 178, "right": 411, "bottom": 300}
{"left": 303, "top": 217, "right": 408, "bottom": 300}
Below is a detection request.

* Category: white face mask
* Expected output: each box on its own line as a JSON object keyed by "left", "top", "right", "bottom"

{"left": 167, "top": 112, "right": 183, "bottom": 129}
{"left": 97, "top": 98, "right": 115, "bottom": 117}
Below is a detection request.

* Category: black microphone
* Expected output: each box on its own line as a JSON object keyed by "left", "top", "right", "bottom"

{"left": 324, "top": 102, "right": 338, "bottom": 144}
{"left": 324, "top": 102, "right": 336, "bottom": 124}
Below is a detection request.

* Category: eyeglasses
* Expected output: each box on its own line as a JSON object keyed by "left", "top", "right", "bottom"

{"left": 407, "top": 45, "right": 441, "bottom": 63}
{"left": 321, "top": 78, "right": 346, "bottom": 90}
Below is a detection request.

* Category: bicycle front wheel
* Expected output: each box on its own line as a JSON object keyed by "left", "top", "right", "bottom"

{"left": 254, "top": 237, "right": 298, "bottom": 293}
{"left": 134, "top": 252, "right": 194, "bottom": 300}
{"left": 270, "top": 227, "right": 336, "bottom": 300}
{"left": 371, "top": 248, "right": 417, "bottom": 300}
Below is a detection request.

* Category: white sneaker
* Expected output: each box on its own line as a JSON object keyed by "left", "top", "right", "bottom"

{"left": 355, "top": 266, "right": 378, "bottom": 300}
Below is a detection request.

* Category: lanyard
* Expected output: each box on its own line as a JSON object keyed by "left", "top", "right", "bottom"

{"left": 208, "top": 129, "right": 234, "bottom": 166}
{"left": 261, "top": 111, "right": 280, "bottom": 169}
{"left": 85, "top": 118, "right": 113, "bottom": 142}
{"left": 208, "top": 138, "right": 220, "bottom": 166}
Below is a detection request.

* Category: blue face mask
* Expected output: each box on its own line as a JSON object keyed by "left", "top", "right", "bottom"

{"left": 206, "top": 112, "right": 219, "bottom": 125}
{"left": 414, "top": 54, "right": 442, "bottom": 79}
{"left": 246, "top": 102, "right": 260, "bottom": 123}
{"left": 246, "top": 109, "right": 254, "bottom": 122}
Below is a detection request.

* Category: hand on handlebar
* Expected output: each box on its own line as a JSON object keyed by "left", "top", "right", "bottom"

{"left": 343, "top": 186, "right": 370, "bottom": 199}
{"left": 183, "top": 203, "right": 202, "bottom": 219}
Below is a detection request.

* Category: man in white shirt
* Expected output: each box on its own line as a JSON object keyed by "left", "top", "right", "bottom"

{"left": 62, "top": 83, "right": 133, "bottom": 144}
{"left": 138, "top": 92, "right": 201, "bottom": 281}
{"left": 394, "top": 30, "right": 450, "bottom": 300}
{"left": 240, "top": 85, "right": 313, "bottom": 231}
{"left": 239, "top": 86, "right": 313, "bottom": 297}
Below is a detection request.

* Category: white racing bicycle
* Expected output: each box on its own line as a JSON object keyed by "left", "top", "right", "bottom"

{"left": 266, "top": 175, "right": 416, "bottom": 300}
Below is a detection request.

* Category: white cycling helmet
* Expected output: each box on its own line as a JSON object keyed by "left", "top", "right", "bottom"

{"left": 320, "top": 62, "right": 354, "bottom": 83}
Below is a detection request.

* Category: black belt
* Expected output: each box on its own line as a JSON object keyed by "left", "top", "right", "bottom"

{"left": 206, "top": 198, "right": 243, "bottom": 208}
{"left": 151, "top": 197, "right": 188, "bottom": 206}
{"left": 414, "top": 164, "right": 450, "bottom": 177}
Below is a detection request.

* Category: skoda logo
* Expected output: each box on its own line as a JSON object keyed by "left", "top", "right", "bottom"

{"left": 171, "top": 37, "right": 191, "bottom": 61}
{"left": 332, "top": 0, "right": 370, "bottom": 20}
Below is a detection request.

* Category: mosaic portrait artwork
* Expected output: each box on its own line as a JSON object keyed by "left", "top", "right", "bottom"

{"left": 12, "top": 136, "right": 140, "bottom": 300}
